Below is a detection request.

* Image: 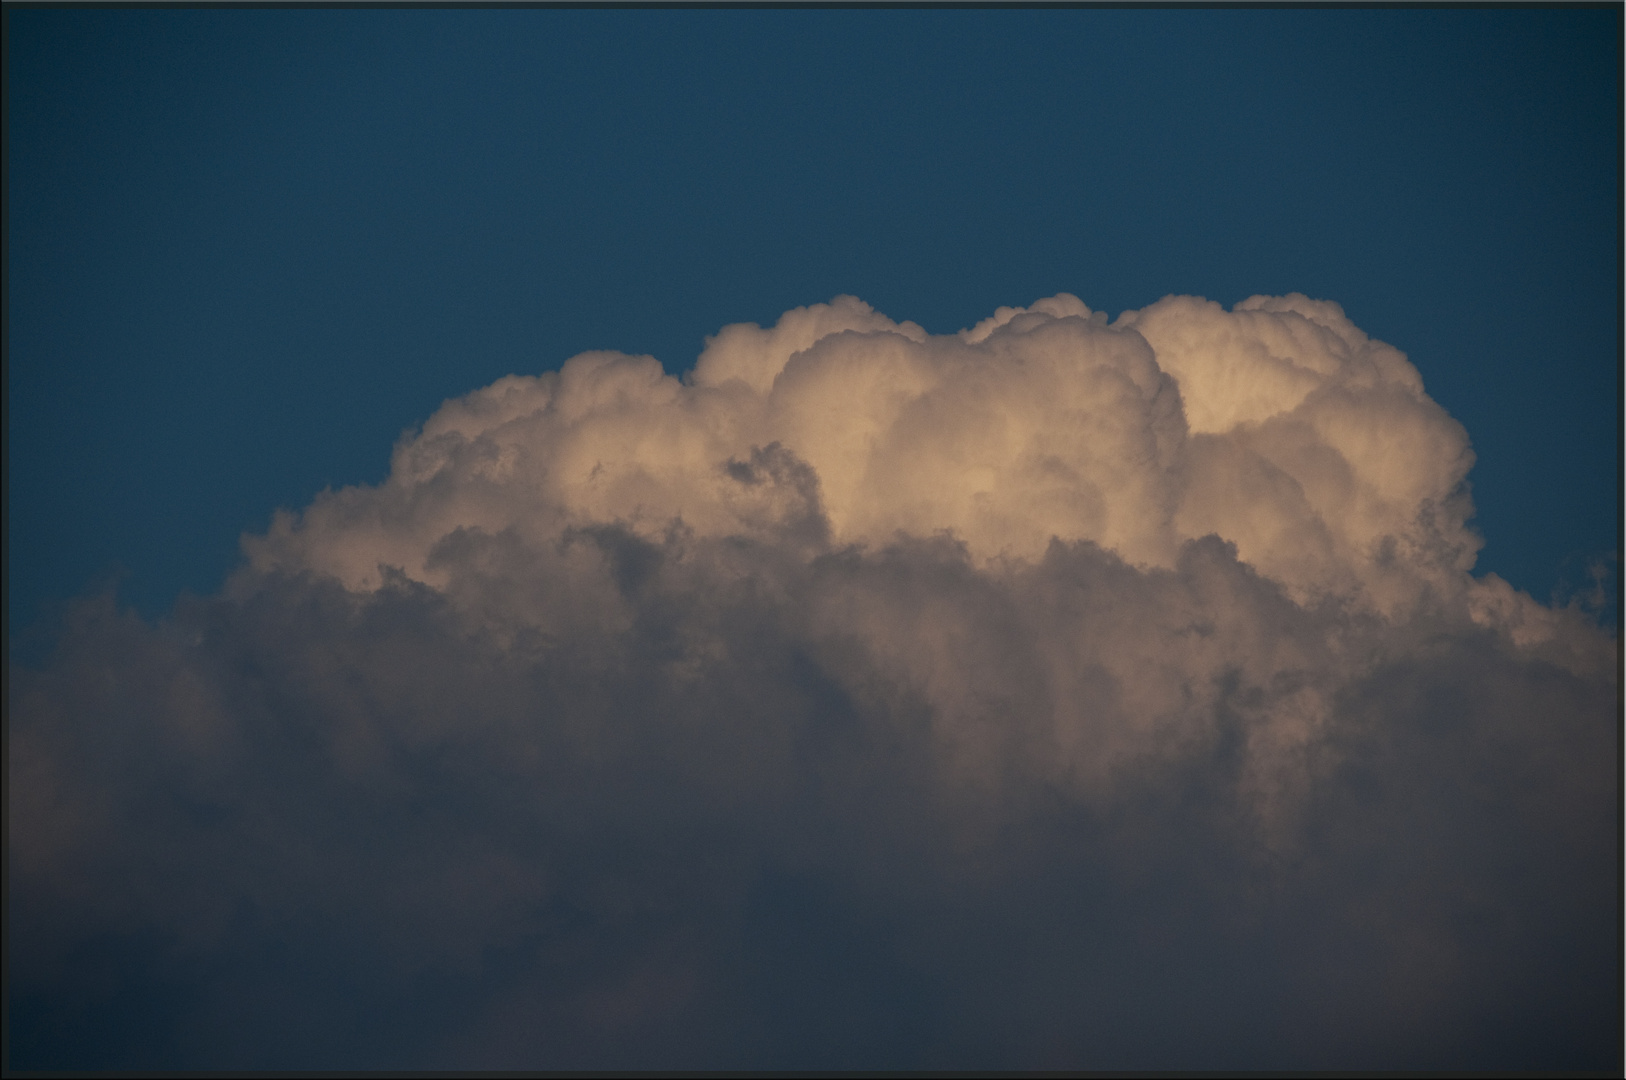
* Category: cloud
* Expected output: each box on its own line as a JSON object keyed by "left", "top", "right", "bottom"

{"left": 8, "top": 294, "right": 1616, "bottom": 1069}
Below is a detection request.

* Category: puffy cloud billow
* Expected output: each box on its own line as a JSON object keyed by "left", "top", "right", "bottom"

{"left": 8, "top": 295, "right": 1617, "bottom": 1069}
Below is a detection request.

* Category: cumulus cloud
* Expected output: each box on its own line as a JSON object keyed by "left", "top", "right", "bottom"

{"left": 8, "top": 294, "right": 1616, "bottom": 1069}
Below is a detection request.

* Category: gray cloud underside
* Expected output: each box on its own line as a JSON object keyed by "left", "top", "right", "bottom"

{"left": 8, "top": 296, "right": 1617, "bottom": 1069}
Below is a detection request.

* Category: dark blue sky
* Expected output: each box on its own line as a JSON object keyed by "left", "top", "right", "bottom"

{"left": 7, "top": 7, "right": 1619, "bottom": 634}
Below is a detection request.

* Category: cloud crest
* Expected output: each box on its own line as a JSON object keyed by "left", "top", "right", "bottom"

{"left": 9, "top": 295, "right": 1616, "bottom": 1069}
{"left": 247, "top": 292, "right": 1490, "bottom": 613}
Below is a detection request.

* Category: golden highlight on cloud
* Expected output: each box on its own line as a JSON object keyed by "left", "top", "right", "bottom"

{"left": 249, "top": 293, "right": 1513, "bottom": 613}
{"left": 9, "top": 296, "right": 1617, "bottom": 1070}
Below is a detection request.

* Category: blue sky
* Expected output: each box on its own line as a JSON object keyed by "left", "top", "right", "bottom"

{"left": 7, "top": 7, "right": 1619, "bottom": 634}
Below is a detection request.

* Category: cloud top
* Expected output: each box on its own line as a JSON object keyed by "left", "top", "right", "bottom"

{"left": 249, "top": 292, "right": 1488, "bottom": 612}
